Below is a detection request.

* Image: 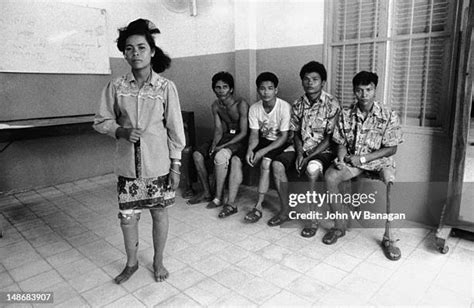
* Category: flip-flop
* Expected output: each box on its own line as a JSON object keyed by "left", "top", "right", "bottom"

{"left": 322, "top": 228, "right": 345, "bottom": 245}
{"left": 218, "top": 204, "right": 238, "bottom": 218}
{"left": 187, "top": 194, "right": 212, "bottom": 205}
{"left": 244, "top": 208, "right": 262, "bottom": 223}
{"left": 267, "top": 215, "right": 289, "bottom": 227}
{"left": 381, "top": 237, "right": 401, "bottom": 261}
{"left": 301, "top": 226, "right": 318, "bottom": 238}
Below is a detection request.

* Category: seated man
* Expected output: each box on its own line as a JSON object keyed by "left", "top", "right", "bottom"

{"left": 188, "top": 72, "right": 249, "bottom": 210}
{"left": 243, "top": 72, "right": 291, "bottom": 223}
{"left": 324, "top": 71, "right": 403, "bottom": 261}
{"left": 268, "top": 61, "right": 341, "bottom": 238}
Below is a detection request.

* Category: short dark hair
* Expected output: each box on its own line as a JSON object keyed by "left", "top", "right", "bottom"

{"left": 212, "top": 72, "right": 234, "bottom": 90}
{"left": 299, "top": 61, "right": 327, "bottom": 81}
{"left": 352, "top": 71, "right": 378, "bottom": 88}
{"left": 256, "top": 72, "right": 279, "bottom": 88}
{"left": 116, "top": 18, "right": 171, "bottom": 73}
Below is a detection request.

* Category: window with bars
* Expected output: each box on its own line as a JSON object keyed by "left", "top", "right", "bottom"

{"left": 328, "top": 0, "right": 456, "bottom": 128}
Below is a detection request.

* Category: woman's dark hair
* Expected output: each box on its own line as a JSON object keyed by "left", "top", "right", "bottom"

{"left": 352, "top": 71, "right": 378, "bottom": 88}
{"left": 117, "top": 18, "right": 171, "bottom": 73}
{"left": 256, "top": 72, "right": 279, "bottom": 88}
{"left": 299, "top": 61, "right": 327, "bottom": 82}
{"left": 212, "top": 72, "right": 234, "bottom": 90}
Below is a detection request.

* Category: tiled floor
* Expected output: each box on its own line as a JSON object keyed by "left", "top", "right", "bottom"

{"left": 1, "top": 174, "right": 473, "bottom": 307}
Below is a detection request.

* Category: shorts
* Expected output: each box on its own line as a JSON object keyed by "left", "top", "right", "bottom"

{"left": 344, "top": 165, "right": 396, "bottom": 184}
{"left": 251, "top": 138, "right": 287, "bottom": 161}
{"left": 195, "top": 133, "right": 246, "bottom": 161}
{"left": 273, "top": 151, "right": 335, "bottom": 172}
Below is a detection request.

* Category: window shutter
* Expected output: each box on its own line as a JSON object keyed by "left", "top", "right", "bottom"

{"left": 330, "top": 0, "right": 455, "bottom": 128}
{"left": 331, "top": 0, "right": 386, "bottom": 106}
{"left": 389, "top": 0, "right": 453, "bottom": 127}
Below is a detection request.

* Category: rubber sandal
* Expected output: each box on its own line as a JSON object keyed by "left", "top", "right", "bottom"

{"left": 187, "top": 194, "right": 212, "bottom": 205}
{"left": 267, "top": 215, "right": 289, "bottom": 227}
{"left": 322, "top": 228, "right": 345, "bottom": 245}
{"left": 301, "top": 226, "right": 318, "bottom": 238}
{"left": 206, "top": 199, "right": 222, "bottom": 209}
{"left": 114, "top": 263, "right": 138, "bottom": 284}
{"left": 244, "top": 208, "right": 262, "bottom": 223}
{"left": 218, "top": 204, "right": 238, "bottom": 218}
{"left": 381, "top": 237, "right": 401, "bottom": 261}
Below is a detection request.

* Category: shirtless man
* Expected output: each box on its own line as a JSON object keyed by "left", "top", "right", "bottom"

{"left": 188, "top": 72, "right": 249, "bottom": 215}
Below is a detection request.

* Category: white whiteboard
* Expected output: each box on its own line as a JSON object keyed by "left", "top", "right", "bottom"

{"left": 0, "top": 2, "right": 110, "bottom": 74}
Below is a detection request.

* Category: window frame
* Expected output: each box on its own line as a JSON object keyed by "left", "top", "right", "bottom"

{"left": 324, "top": 0, "right": 462, "bottom": 135}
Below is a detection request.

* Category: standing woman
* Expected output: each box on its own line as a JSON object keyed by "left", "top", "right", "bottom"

{"left": 94, "top": 19, "right": 185, "bottom": 283}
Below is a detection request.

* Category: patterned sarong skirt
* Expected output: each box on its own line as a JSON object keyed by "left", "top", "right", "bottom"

{"left": 117, "top": 175, "right": 175, "bottom": 211}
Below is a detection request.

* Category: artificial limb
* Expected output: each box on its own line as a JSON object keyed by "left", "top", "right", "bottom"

{"left": 115, "top": 211, "right": 141, "bottom": 284}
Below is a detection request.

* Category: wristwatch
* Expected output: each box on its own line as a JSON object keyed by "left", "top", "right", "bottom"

{"left": 359, "top": 156, "right": 367, "bottom": 164}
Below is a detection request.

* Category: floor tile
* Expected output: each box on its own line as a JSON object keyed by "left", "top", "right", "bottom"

{"left": 281, "top": 253, "right": 318, "bottom": 273}
{"left": 256, "top": 243, "right": 293, "bottom": 263}
{"left": 418, "top": 284, "right": 473, "bottom": 307}
{"left": 235, "top": 254, "right": 275, "bottom": 277}
{"left": 261, "top": 289, "right": 312, "bottom": 307}
{"left": 0, "top": 272, "right": 14, "bottom": 289}
{"left": 81, "top": 281, "right": 127, "bottom": 307}
{"left": 306, "top": 262, "right": 348, "bottom": 286}
{"left": 191, "top": 255, "right": 231, "bottom": 276}
{"left": 234, "top": 277, "right": 282, "bottom": 305}
{"left": 35, "top": 241, "right": 73, "bottom": 258}
{"left": 46, "top": 281, "right": 79, "bottom": 305}
{"left": 18, "top": 270, "right": 63, "bottom": 292}
{"left": 53, "top": 295, "right": 89, "bottom": 308}
{"left": 46, "top": 248, "right": 84, "bottom": 268}
{"left": 213, "top": 244, "right": 250, "bottom": 264}
{"left": 324, "top": 250, "right": 363, "bottom": 272}
{"left": 132, "top": 281, "right": 179, "bottom": 306}
{"left": 68, "top": 268, "right": 111, "bottom": 293}
{"left": 8, "top": 259, "right": 52, "bottom": 282}
{"left": 335, "top": 272, "right": 381, "bottom": 301}
{"left": 284, "top": 275, "right": 328, "bottom": 303}
{"left": 55, "top": 258, "right": 98, "bottom": 281}
{"left": 103, "top": 294, "right": 146, "bottom": 308}
{"left": 211, "top": 266, "right": 256, "bottom": 289}
{"left": 0, "top": 176, "right": 472, "bottom": 307}
{"left": 261, "top": 264, "right": 302, "bottom": 288}
{"left": 184, "top": 277, "right": 231, "bottom": 306}
{"left": 235, "top": 236, "right": 271, "bottom": 252}
{"left": 159, "top": 292, "right": 205, "bottom": 307}
{"left": 208, "top": 291, "right": 257, "bottom": 307}
{"left": 166, "top": 266, "right": 206, "bottom": 291}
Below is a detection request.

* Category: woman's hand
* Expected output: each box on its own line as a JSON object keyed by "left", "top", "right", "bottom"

{"left": 116, "top": 127, "right": 143, "bottom": 143}
{"left": 168, "top": 168, "right": 180, "bottom": 190}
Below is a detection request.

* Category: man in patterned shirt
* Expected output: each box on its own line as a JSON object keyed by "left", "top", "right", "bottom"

{"left": 324, "top": 71, "right": 403, "bottom": 261}
{"left": 268, "top": 61, "right": 341, "bottom": 238}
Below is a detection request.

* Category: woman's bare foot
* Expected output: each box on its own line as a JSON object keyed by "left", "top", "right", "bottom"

{"left": 153, "top": 263, "right": 169, "bottom": 282}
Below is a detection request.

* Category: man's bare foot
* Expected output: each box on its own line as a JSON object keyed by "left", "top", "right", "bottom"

{"left": 153, "top": 263, "right": 169, "bottom": 282}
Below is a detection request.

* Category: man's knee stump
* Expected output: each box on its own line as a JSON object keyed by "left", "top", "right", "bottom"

{"left": 261, "top": 157, "right": 272, "bottom": 170}
{"left": 306, "top": 160, "right": 323, "bottom": 178}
